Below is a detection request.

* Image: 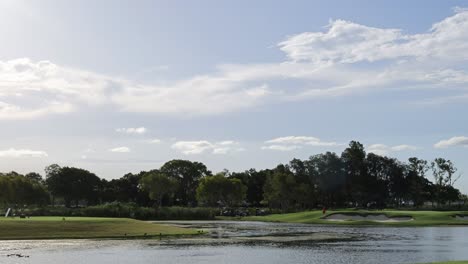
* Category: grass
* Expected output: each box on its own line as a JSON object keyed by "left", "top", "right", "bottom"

{"left": 234, "top": 209, "right": 468, "bottom": 226}
{"left": 0, "top": 216, "right": 199, "bottom": 240}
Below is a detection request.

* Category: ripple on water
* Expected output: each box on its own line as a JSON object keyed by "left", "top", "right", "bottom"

{"left": 0, "top": 222, "right": 468, "bottom": 264}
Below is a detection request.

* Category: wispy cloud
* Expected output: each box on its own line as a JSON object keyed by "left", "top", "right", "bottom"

{"left": 148, "top": 138, "right": 162, "bottom": 144}
{"left": 434, "top": 136, "right": 468, "bottom": 149}
{"left": 109, "top": 146, "right": 131, "bottom": 153}
{"left": 171, "top": 140, "right": 244, "bottom": 155}
{"left": 262, "top": 136, "right": 340, "bottom": 151}
{"left": 261, "top": 145, "right": 302, "bottom": 151}
{"left": 116, "top": 127, "right": 147, "bottom": 135}
{"left": 367, "top": 144, "right": 418, "bottom": 156}
{"left": 0, "top": 148, "right": 48, "bottom": 158}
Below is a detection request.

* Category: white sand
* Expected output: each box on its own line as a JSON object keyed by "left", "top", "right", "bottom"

{"left": 323, "top": 213, "right": 413, "bottom": 222}
{"left": 455, "top": 215, "right": 468, "bottom": 220}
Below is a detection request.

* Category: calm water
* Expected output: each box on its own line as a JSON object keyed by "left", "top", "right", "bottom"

{"left": 1, "top": 221, "right": 468, "bottom": 264}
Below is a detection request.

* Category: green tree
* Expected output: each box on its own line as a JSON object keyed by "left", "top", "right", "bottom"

{"left": 406, "top": 157, "right": 430, "bottom": 207}
{"left": 289, "top": 158, "right": 317, "bottom": 209}
{"left": 0, "top": 172, "right": 49, "bottom": 206}
{"left": 160, "top": 160, "right": 211, "bottom": 206}
{"left": 196, "top": 173, "right": 246, "bottom": 207}
{"left": 45, "top": 166, "right": 101, "bottom": 207}
{"left": 25, "top": 172, "right": 44, "bottom": 183}
{"left": 230, "top": 169, "right": 269, "bottom": 206}
{"left": 103, "top": 172, "right": 152, "bottom": 206}
{"left": 307, "top": 152, "right": 346, "bottom": 207}
{"left": 140, "top": 170, "right": 178, "bottom": 209}
{"left": 431, "top": 158, "right": 460, "bottom": 205}
{"left": 431, "top": 158, "right": 459, "bottom": 187}
{"left": 263, "top": 165, "right": 297, "bottom": 211}
{"left": 341, "top": 141, "right": 368, "bottom": 207}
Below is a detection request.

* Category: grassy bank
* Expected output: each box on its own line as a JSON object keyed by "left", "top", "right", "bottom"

{"left": 238, "top": 210, "right": 468, "bottom": 226}
{"left": 0, "top": 216, "right": 199, "bottom": 240}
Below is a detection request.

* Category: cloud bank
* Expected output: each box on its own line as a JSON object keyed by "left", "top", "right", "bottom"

{"left": 2, "top": 10, "right": 468, "bottom": 119}
{"left": 0, "top": 148, "right": 48, "bottom": 158}
{"left": 434, "top": 136, "right": 468, "bottom": 148}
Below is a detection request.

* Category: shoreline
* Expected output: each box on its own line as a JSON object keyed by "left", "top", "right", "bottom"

{"left": 2, "top": 210, "right": 468, "bottom": 241}
{"left": 0, "top": 217, "right": 201, "bottom": 241}
{"left": 225, "top": 210, "right": 468, "bottom": 227}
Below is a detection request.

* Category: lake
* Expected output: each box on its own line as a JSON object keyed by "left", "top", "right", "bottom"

{"left": 1, "top": 221, "right": 468, "bottom": 264}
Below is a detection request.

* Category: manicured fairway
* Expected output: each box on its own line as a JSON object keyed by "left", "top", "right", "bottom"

{"left": 0, "top": 216, "right": 198, "bottom": 240}
{"left": 241, "top": 210, "right": 468, "bottom": 226}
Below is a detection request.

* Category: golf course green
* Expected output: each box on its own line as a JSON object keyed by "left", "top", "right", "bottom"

{"left": 0, "top": 216, "right": 198, "bottom": 240}
{"left": 241, "top": 210, "right": 468, "bottom": 226}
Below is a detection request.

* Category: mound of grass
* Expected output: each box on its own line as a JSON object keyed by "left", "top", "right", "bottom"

{"left": 0, "top": 216, "right": 199, "bottom": 240}
{"left": 241, "top": 209, "right": 468, "bottom": 226}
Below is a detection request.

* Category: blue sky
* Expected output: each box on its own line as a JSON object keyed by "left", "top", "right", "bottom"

{"left": 1, "top": 0, "right": 468, "bottom": 192}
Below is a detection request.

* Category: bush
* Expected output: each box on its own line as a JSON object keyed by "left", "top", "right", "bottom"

{"left": 5, "top": 203, "right": 216, "bottom": 220}
{"left": 155, "top": 207, "right": 215, "bottom": 220}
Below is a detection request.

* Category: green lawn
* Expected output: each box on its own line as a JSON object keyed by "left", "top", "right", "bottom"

{"left": 238, "top": 210, "right": 468, "bottom": 226}
{"left": 0, "top": 216, "right": 199, "bottom": 240}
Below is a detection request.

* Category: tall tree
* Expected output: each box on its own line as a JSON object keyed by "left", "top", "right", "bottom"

{"left": 140, "top": 170, "right": 178, "bottom": 209}
{"left": 25, "top": 172, "right": 44, "bottom": 184}
{"left": 431, "top": 158, "right": 461, "bottom": 205}
{"left": 406, "top": 158, "right": 430, "bottom": 207}
{"left": 307, "top": 152, "right": 346, "bottom": 207}
{"left": 263, "top": 165, "right": 297, "bottom": 211}
{"left": 0, "top": 172, "right": 49, "bottom": 206}
{"left": 230, "top": 169, "right": 269, "bottom": 206}
{"left": 196, "top": 173, "right": 246, "bottom": 207}
{"left": 160, "top": 160, "right": 211, "bottom": 206}
{"left": 341, "top": 141, "right": 368, "bottom": 207}
{"left": 45, "top": 166, "right": 101, "bottom": 207}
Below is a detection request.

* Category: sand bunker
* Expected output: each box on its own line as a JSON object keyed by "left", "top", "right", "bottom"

{"left": 455, "top": 215, "right": 468, "bottom": 220}
{"left": 324, "top": 213, "right": 413, "bottom": 222}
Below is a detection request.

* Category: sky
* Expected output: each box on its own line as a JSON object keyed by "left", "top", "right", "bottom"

{"left": 1, "top": 0, "right": 468, "bottom": 192}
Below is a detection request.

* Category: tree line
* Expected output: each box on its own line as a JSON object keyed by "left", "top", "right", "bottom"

{"left": 0, "top": 141, "right": 466, "bottom": 211}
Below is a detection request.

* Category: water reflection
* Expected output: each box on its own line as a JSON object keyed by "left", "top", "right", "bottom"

{"left": 1, "top": 221, "right": 468, "bottom": 264}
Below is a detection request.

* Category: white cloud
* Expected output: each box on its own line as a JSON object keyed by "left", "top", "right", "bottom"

{"left": 109, "top": 146, "right": 131, "bottom": 153}
{"left": 261, "top": 145, "right": 302, "bottom": 151}
{"left": 116, "top": 127, "right": 147, "bottom": 134}
{"left": 278, "top": 10, "right": 468, "bottom": 64}
{"left": 2, "top": 10, "right": 468, "bottom": 119}
{"left": 172, "top": 141, "right": 213, "bottom": 154}
{"left": 0, "top": 100, "right": 73, "bottom": 120}
{"left": 279, "top": 20, "right": 405, "bottom": 64}
{"left": 263, "top": 136, "right": 340, "bottom": 151}
{"left": 171, "top": 140, "right": 243, "bottom": 155}
{"left": 0, "top": 58, "right": 111, "bottom": 120}
{"left": 434, "top": 136, "right": 468, "bottom": 148}
{"left": 367, "top": 144, "right": 418, "bottom": 156}
{"left": 265, "top": 136, "right": 339, "bottom": 146}
{"left": 149, "top": 138, "right": 162, "bottom": 144}
{"left": 0, "top": 148, "right": 48, "bottom": 158}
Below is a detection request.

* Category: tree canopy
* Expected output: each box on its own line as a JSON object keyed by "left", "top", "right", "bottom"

{"left": 0, "top": 141, "right": 465, "bottom": 211}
